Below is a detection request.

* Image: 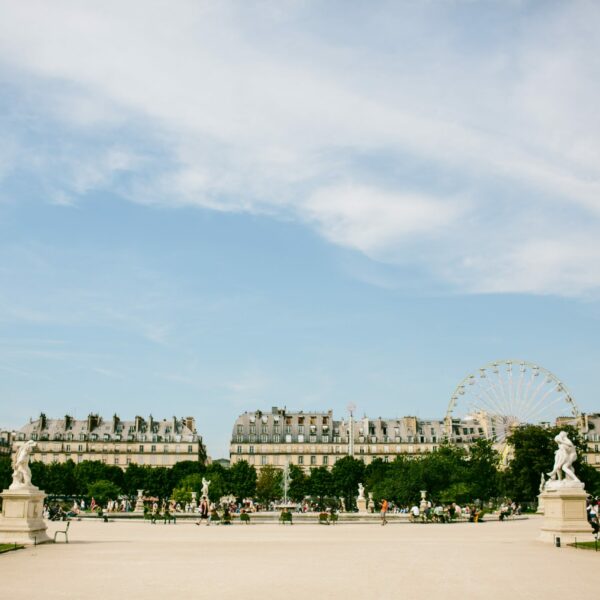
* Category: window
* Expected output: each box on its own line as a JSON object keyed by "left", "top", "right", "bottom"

{"left": 114, "top": 457, "right": 120, "bottom": 465}
{"left": 298, "top": 425, "right": 304, "bottom": 434}
{"left": 151, "top": 445, "right": 157, "bottom": 452}
{"left": 322, "top": 456, "right": 328, "bottom": 466}
{"left": 249, "top": 446, "right": 255, "bottom": 454}
{"left": 139, "top": 445, "right": 144, "bottom": 453}
{"left": 65, "top": 444, "right": 71, "bottom": 452}
{"left": 261, "top": 455, "right": 268, "bottom": 466}
{"left": 285, "top": 425, "right": 292, "bottom": 434}
{"left": 297, "top": 434, "right": 304, "bottom": 443}
{"left": 273, "top": 435, "right": 280, "bottom": 443}
{"left": 237, "top": 446, "right": 242, "bottom": 454}
{"left": 237, "top": 435, "right": 243, "bottom": 443}
{"left": 261, "top": 425, "right": 268, "bottom": 434}
{"left": 298, "top": 456, "right": 304, "bottom": 465}
{"left": 310, "top": 455, "right": 317, "bottom": 466}
{"left": 78, "top": 444, "right": 83, "bottom": 452}
{"left": 250, "top": 425, "right": 256, "bottom": 434}
{"left": 261, "top": 434, "right": 269, "bottom": 443}
{"left": 309, "top": 435, "right": 316, "bottom": 443}
{"left": 322, "top": 435, "right": 329, "bottom": 443}
{"left": 237, "top": 424, "right": 243, "bottom": 434}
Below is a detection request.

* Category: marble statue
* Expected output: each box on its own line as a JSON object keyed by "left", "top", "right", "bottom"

{"left": 357, "top": 483, "right": 365, "bottom": 500}
{"left": 201, "top": 477, "right": 211, "bottom": 499}
{"left": 10, "top": 440, "right": 37, "bottom": 490}
{"left": 539, "top": 473, "right": 546, "bottom": 494}
{"left": 547, "top": 431, "right": 579, "bottom": 482}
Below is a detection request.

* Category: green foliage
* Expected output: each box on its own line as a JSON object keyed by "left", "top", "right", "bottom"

{"left": 256, "top": 465, "right": 282, "bottom": 503}
{"left": 0, "top": 456, "right": 11, "bottom": 491}
{"left": 229, "top": 460, "right": 257, "bottom": 501}
{"left": 204, "top": 463, "right": 231, "bottom": 501}
{"left": 74, "top": 461, "right": 124, "bottom": 495}
{"left": 503, "top": 424, "right": 600, "bottom": 501}
{"left": 467, "top": 439, "right": 500, "bottom": 501}
{"left": 87, "top": 479, "right": 122, "bottom": 506}
{"left": 288, "top": 464, "right": 308, "bottom": 502}
{"left": 307, "top": 467, "right": 334, "bottom": 507}
{"left": 331, "top": 457, "right": 365, "bottom": 509}
{"left": 169, "top": 461, "right": 206, "bottom": 489}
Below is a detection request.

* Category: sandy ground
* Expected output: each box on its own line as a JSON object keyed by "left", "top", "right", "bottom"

{"left": 0, "top": 517, "right": 596, "bottom": 599}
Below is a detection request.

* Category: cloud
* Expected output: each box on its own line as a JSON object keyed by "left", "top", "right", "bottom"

{"left": 303, "top": 184, "right": 462, "bottom": 256}
{"left": 1, "top": 1, "right": 600, "bottom": 295}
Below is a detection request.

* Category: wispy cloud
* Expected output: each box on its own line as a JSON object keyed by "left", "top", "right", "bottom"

{"left": 1, "top": 1, "right": 600, "bottom": 295}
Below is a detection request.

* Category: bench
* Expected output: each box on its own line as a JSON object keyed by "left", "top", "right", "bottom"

{"left": 54, "top": 521, "right": 70, "bottom": 543}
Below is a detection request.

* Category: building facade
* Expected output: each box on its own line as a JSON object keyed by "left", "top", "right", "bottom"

{"left": 12, "top": 413, "right": 207, "bottom": 469}
{"left": 231, "top": 407, "right": 600, "bottom": 472}
{"left": 0, "top": 429, "right": 13, "bottom": 458}
{"left": 229, "top": 407, "right": 487, "bottom": 471}
{"left": 556, "top": 413, "right": 600, "bottom": 469}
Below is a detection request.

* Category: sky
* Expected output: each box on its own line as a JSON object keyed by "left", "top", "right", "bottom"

{"left": 1, "top": 1, "right": 600, "bottom": 458}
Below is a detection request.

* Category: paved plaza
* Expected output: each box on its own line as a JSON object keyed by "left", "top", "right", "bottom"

{"left": 0, "top": 516, "right": 596, "bottom": 599}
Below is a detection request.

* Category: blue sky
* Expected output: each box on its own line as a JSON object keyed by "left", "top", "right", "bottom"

{"left": 1, "top": 1, "right": 600, "bottom": 457}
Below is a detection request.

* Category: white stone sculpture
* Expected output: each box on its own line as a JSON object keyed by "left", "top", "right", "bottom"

{"left": 10, "top": 440, "right": 37, "bottom": 490}
{"left": 1, "top": 440, "right": 51, "bottom": 544}
{"left": 201, "top": 477, "right": 211, "bottom": 499}
{"left": 547, "top": 431, "right": 579, "bottom": 483}
{"left": 357, "top": 483, "right": 365, "bottom": 500}
{"left": 539, "top": 473, "right": 546, "bottom": 494}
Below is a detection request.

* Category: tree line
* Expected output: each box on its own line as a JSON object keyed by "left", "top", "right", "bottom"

{"left": 1, "top": 425, "right": 598, "bottom": 508}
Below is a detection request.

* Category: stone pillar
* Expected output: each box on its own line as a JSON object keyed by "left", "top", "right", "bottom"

{"left": 0, "top": 487, "right": 51, "bottom": 545}
{"left": 539, "top": 481, "right": 593, "bottom": 544}
{"left": 134, "top": 489, "right": 145, "bottom": 513}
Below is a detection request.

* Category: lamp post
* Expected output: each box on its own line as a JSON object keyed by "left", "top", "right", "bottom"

{"left": 347, "top": 403, "right": 356, "bottom": 458}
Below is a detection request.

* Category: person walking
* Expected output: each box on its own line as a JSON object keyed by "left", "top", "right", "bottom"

{"left": 380, "top": 498, "right": 389, "bottom": 526}
{"left": 196, "top": 496, "right": 209, "bottom": 526}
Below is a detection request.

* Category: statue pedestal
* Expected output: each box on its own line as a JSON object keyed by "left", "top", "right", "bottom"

{"left": 0, "top": 486, "right": 51, "bottom": 545}
{"left": 134, "top": 489, "right": 145, "bottom": 513}
{"left": 356, "top": 497, "right": 368, "bottom": 514}
{"left": 539, "top": 482, "right": 593, "bottom": 544}
{"left": 536, "top": 493, "right": 544, "bottom": 515}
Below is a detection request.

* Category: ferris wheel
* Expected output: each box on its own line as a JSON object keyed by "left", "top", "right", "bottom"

{"left": 445, "top": 360, "right": 579, "bottom": 443}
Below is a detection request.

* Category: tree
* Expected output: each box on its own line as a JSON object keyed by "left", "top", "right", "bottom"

{"left": 0, "top": 456, "right": 12, "bottom": 491}
{"left": 255, "top": 465, "right": 282, "bottom": 504}
{"left": 87, "top": 479, "right": 122, "bottom": 507}
{"left": 172, "top": 473, "right": 204, "bottom": 504}
{"left": 74, "top": 461, "right": 123, "bottom": 495}
{"left": 44, "top": 460, "right": 77, "bottom": 496}
{"left": 502, "top": 424, "right": 600, "bottom": 501}
{"left": 307, "top": 467, "right": 334, "bottom": 508}
{"left": 466, "top": 439, "right": 500, "bottom": 501}
{"left": 169, "top": 460, "right": 206, "bottom": 491}
{"left": 204, "top": 463, "right": 231, "bottom": 502}
{"left": 124, "top": 463, "right": 149, "bottom": 496}
{"left": 331, "top": 457, "right": 365, "bottom": 509}
{"left": 229, "top": 461, "right": 257, "bottom": 501}
{"left": 145, "top": 467, "right": 172, "bottom": 499}
{"left": 288, "top": 464, "right": 308, "bottom": 502}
